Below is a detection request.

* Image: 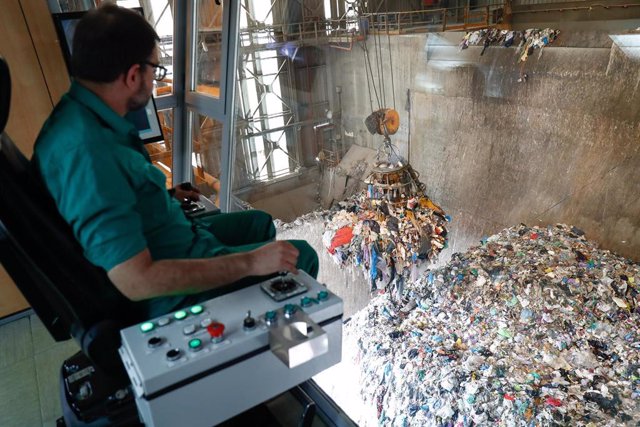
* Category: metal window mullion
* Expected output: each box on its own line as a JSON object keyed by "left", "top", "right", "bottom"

{"left": 252, "top": 53, "right": 275, "bottom": 180}
{"left": 262, "top": 50, "right": 294, "bottom": 179}
{"left": 154, "top": 94, "right": 177, "bottom": 111}
{"left": 185, "top": 92, "right": 226, "bottom": 118}
{"left": 172, "top": 0, "right": 188, "bottom": 185}
{"left": 238, "top": 55, "right": 261, "bottom": 178}
{"left": 237, "top": 77, "right": 257, "bottom": 179}
{"left": 219, "top": 0, "right": 240, "bottom": 211}
{"left": 281, "top": 55, "right": 299, "bottom": 172}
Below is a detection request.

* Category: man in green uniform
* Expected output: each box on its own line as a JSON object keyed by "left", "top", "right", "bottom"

{"left": 32, "top": 4, "right": 318, "bottom": 318}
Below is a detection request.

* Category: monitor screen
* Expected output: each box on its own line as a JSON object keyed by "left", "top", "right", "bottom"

{"left": 51, "top": 9, "right": 164, "bottom": 144}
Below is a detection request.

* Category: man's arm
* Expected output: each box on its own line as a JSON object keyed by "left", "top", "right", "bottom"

{"left": 108, "top": 240, "right": 299, "bottom": 301}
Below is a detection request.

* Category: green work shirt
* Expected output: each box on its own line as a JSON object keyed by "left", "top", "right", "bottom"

{"left": 33, "top": 82, "right": 221, "bottom": 316}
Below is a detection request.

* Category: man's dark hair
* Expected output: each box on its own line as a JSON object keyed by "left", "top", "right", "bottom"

{"left": 71, "top": 4, "right": 159, "bottom": 83}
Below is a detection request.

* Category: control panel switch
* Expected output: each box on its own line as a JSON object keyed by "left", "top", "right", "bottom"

{"left": 265, "top": 310, "right": 277, "bottom": 326}
{"left": 166, "top": 348, "right": 181, "bottom": 362}
{"left": 283, "top": 304, "right": 297, "bottom": 319}
{"left": 183, "top": 324, "right": 197, "bottom": 335}
{"left": 147, "top": 336, "right": 164, "bottom": 349}
{"left": 188, "top": 338, "right": 203, "bottom": 352}
{"left": 243, "top": 311, "right": 256, "bottom": 330}
{"left": 207, "top": 322, "right": 225, "bottom": 343}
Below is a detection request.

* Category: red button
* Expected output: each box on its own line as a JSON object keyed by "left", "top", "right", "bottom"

{"left": 207, "top": 322, "right": 225, "bottom": 339}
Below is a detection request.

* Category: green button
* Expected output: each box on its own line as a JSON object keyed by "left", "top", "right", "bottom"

{"left": 174, "top": 310, "right": 188, "bottom": 320}
{"left": 284, "top": 304, "right": 296, "bottom": 314}
{"left": 265, "top": 310, "right": 276, "bottom": 320}
{"left": 301, "top": 296, "right": 313, "bottom": 307}
{"left": 190, "top": 305, "right": 204, "bottom": 315}
{"left": 189, "top": 338, "right": 202, "bottom": 349}
{"left": 140, "top": 322, "right": 155, "bottom": 333}
{"left": 317, "top": 291, "right": 329, "bottom": 301}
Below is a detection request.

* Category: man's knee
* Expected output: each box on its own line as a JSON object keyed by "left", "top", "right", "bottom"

{"left": 249, "top": 209, "right": 272, "bottom": 223}
{"left": 249, "top": 210, "right": 275, "bottom": 239}
{"left": 290, "top": 240, "right": 319, "bottom": 278}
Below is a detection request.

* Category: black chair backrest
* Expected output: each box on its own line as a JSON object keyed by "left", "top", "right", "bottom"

{"left": 0, "top": 56, "right": 143, "bottom": 375}
{"left": 0, "top": 57, "right": 9, "bottom": 133}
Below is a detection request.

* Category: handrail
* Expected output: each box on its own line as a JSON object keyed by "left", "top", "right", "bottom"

{"left": 236, "top": 4, "right": 508, "bottom": 51}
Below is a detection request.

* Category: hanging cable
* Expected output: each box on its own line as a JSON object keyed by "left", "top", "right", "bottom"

{"left": 386, "top": 0, "right": 396, "bottom": 111}
{"left": 361, "top": 27, "right": 381, "bottom": 111}
{"left": 375, "top": 13, "right": 385, "bottom": 110}
{"left": 359, "top": 3, "right": 383, "bottom": 134}
{"left": 363, "top": 41, "right": 375, "bottom": 113}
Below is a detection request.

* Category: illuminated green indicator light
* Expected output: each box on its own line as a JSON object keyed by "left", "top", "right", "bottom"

{"left": 189, "top": 338, "right": 202, "bottom": 349}
{"left": 174, "top": 310, "right": 188, "bottom": 320}
{"left": 140, "top": 322, "right": 154, "bottom": 333}
{"left": 190, "top": 305, "right": 204, "bottom": 315}
{"left": 265, "top": 310, "right": 276, "bottom": 320}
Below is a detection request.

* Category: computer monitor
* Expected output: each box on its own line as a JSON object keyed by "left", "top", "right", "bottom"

{"left": 51, "top": 9, "right": 164, "bottom": 144}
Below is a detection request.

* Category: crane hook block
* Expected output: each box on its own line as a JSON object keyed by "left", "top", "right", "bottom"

{"left": 378, "top": 108, "right": 400, "bottom": 135}
{"left": 364, "top": 108, "right": 400, "bottom": 136}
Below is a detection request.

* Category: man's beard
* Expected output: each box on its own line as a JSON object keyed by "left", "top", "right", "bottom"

{"left": 127, "top": 84, "right": 152, "bottom": 112}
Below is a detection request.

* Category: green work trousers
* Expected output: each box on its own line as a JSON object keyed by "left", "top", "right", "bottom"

{"left": 180, "top": 210, "right": 319, "bottom": 305}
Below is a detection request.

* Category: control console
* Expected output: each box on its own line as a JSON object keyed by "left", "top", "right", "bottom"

{"left": 118, "top": 271, "right": 342, "bottom": 427}
{"left": 181, "top": 196, "right": 220, "bottom": 217}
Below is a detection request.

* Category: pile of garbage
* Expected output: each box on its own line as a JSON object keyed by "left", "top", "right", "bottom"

{"left": 345, "top": 223, "right": 639, "bottom": 426}
{"left": 322, "top": 190, "right": 449, "bottom": 291}
{"left": 459, "top": 28, "right": 560, "bottom": 63}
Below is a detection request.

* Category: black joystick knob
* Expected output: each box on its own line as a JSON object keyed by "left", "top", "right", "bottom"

{"left": 243, "top": 310, "right": 256, "bottom": 330}
{"left": 180, "top": 198, "right": 193, "bottom": 209}
{"left": 178, "top": 182, "right": 193, "bottom": 191}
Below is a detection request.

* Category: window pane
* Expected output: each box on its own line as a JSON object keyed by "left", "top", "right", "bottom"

{"left": 195, "top": 0, "right": 223, "bottom": 99}
{"left": 111, "top": 1, "right": 174, "bottom": 95}
{"left": 149, "top": 1, "right": 175, "bottom": 96}
{"left": 232, "top": 1, "right": 324, "bottom": 219}
{"left": 190, "top": 111, "right": 223, "bottom": 205}
{"left": 144, "top": 108, "right": 174, "bottom": 188}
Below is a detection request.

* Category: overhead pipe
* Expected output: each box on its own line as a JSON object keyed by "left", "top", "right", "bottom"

{"left": 512, "top": 2, "right": 640, "bottom": 14}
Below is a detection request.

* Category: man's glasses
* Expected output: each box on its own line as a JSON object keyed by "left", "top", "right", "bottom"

{"left": 142, "top": 61, "right": 167, "bottom": 81}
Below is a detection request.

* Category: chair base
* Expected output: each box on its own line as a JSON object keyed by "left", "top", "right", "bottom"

{"left": 58, "top": 351, "right": 142, "bottom": 427}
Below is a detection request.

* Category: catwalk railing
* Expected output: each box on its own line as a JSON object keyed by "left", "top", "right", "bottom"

{"left": 238, "top": 3, "right": 509, "bottom": 52}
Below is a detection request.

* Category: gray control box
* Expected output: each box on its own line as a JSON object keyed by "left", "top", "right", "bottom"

{"left": 118, "top": 271, "right": 343, "bottom": 427}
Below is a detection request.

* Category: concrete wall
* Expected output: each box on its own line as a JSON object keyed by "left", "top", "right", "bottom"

{"left": 324, "top": 31, "right": 640, "bottom": 263}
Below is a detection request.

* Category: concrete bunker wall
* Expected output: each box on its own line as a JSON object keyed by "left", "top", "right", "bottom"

{"left": 325, "top": 31, "right": 640, "bottom": 263}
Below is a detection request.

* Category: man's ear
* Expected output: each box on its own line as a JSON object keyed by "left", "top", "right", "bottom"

{"left": 123, "top": 63, "right": 142, "bottom": 89}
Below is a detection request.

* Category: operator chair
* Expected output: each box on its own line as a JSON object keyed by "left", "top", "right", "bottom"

{"left": 0, "top": 56, "right": 143, "bottom": 426}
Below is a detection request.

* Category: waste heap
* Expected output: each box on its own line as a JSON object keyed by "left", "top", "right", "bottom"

{"left": 322, "top": 160, "right": 449, "bottom": 291}
{"left": 345, "top": 223, "right": 639, "bottom": 426}
{"left": 459, "top": 28, "right": 560, "bottom": 61}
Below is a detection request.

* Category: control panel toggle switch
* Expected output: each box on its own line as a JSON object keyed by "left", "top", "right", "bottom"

{"left": 243, "top": 311, "right": 256, "bottom": 330}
